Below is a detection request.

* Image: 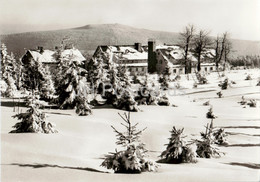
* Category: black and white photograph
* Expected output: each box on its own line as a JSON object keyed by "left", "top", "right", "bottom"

{"left": 0, "top": 0, "right": 259, "bottom": 181}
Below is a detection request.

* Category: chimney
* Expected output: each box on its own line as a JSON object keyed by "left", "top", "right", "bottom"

{"left": 134, "top": 43, "right": 142, "bottom": 52}
{"left": 38, "top": 46, "right": 44, "bottom": 54}
{"left": 148, "top": 39, "right": 157, "bottom": 73}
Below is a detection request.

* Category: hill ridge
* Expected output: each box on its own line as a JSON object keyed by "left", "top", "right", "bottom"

{"left": 1, "top": 23, "right": 259, "bottom": 57}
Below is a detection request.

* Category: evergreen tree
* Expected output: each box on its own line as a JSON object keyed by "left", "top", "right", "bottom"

{"left": 40, "top": 66, "right": 55, "bottom": 100}
{"left": 101, "top": 112, "right": 158, "bottom": 173}
{"left": 101, "top": 61, "right": 138, "bottom": 111}
{"left": 56, "top": 57, "right": 92, "bottom": 115}
{"left": 88, "top": 57, "right": 108, "bottom": 102}
{"left": 10, "top": 100, "right": 57, "bottom": 133}
{"left": 160, "top": 127, "right": 197, "bottom": 163}
{"left": 1, "top": 44, "right": 18, "bottom": 87}
{"left": 159, "top": 64, "right": 171, "bottom": 90}
{"left": 5, "top": 73, "right": 17, "bottom": 97}
{"left": 22, "top": 57, "right": 45, "bottom": 94}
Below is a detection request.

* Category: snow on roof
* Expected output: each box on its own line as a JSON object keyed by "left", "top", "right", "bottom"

{"left": 29, "top": 50, "right": 56, "bottom": 63}
{"left": 60, "top": 49, "right": 86, "bottom": 63}
{"left": 105, "top": 46, "right": 147, "bottom": 60}
{"left": 122, "top": 63, "right": 147, "bottom": 67}
{"left": 28, "top": 48, "right": 85, "bottom": 64}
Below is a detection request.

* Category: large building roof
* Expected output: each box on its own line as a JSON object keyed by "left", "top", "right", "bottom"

{"left": 24, "top": 48, "right": 86, "bottom": 64}
{"left": 95, "top": 45, "right": 148, "bottom": 61}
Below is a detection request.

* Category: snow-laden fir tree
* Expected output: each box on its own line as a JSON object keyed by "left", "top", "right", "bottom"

{"left": 10, "top": 98, "right": 57, "bottom": 133}
{"left": 159, "top": 63, "right": 171, "bottom": 90}
{"left": 40, "top": 66, "right": 55, "bottom": 100}
{"left": 117, "top": 64, "right": 131, "bottom": 88}
{"left": 101, "top": 60, "right": 138, "bottom": 111}
{"left": 22, "top": 57, "right": 45, "bottom": 95}
{"left": 1, "top": 44, "right": 19, "bottom": 93}
{"left": 160, "top": 127, "right": 197, "bottom": 163}
{"left": 101, "top": 112, "right": 158, "bottom": 173}
{"left": 56, "top": 56, "right": 92, "bottom": 115}
{"left": 4, "top": 73, "right": 17, "bottom": 98}
{"left": 88, "top": 57, "right": 108, "bottom": 91}
{"left": 1, "top": 44, "right": 15, "bottom": 80}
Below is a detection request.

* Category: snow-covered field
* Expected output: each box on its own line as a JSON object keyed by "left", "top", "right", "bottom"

{"left": 1, "top": 69, "right": 260, "bottom": 182}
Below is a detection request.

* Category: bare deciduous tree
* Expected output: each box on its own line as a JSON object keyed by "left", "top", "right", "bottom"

{"left": 193, "top": 30, "right": 212, "bottom": 72}
{"left": 179, "top": 24, "right": 195, "bottom": 74}
{"left": 214, "top": 32, "right": 231, "bottom": 71}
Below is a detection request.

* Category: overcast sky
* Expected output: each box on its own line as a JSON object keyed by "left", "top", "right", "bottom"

{"left": 0, "top": 0, "right": 259, "bottom": 40}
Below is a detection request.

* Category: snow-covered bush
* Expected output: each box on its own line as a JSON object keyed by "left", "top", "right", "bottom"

{"left": 160, "top": 127, "right": 197, "bottom": 163}
{"left": 157, "top": 94, "right": 170, "bottom": 106}
{"left": 238, "top": 96, "right": 247, "bottom": 105}
{"left": 101, "top": 112, "right": 158, "bottom": 173}
{"left": 212, "top": 128, "right": 228, "bottom": 145}
{"left": 132, "top": 73, "right": 141, "bottom": 84}
{"left": 75, "top": 96, "right": 93, "bottom": 116}
{"left": 247, "top": 99, "right": 257, "bottom": 107}
{"left": 245, "top": 74, "right": 252, "bottom": 80}
{"left": 206, "top": 107, "right": 217, "bottom": 119}
{"left": 218, "top": 78, "right": 229, "bottom": 90}
{"left": 256, "top": 78, "right": 260, "bottom": 86}
{"left": 10, "top": 102, "right": 57, "bottom": 133}
{"left": 196, "top": 72, "right": 208, "bottom": 84}
{"left": 203, "top": 101, "right": 210, "bottom": 106}
{"left": 216, "top": 91, "right": 223, "bottom": 98}
{"left": 113, "top": 89, "right": 139, "bottom": 112}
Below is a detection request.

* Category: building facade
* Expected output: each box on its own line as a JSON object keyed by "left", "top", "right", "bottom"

{"left": 92, "top": 40, "right": 217, "bottom": 75}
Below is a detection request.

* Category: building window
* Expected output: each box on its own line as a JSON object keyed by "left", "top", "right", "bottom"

{"left": 136, "top": 67, "right": 138, "bottom": 71}
{"left": 173, "top": 69, "right": 176, "bottom": 73}
{"left": 205, "top": 67, "right": 207, "bottom": 72}
{"left": 210, "top": 67, "right": 213, "bottom": 71}
{"left": 129, "top": 68, "right": 132, "bottom": 72}
{"left": 142, "top": 67, "right": 144, "bottom": 72}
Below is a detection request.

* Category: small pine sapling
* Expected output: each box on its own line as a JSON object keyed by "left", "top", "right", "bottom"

{"left": 203, "top": 101, "right": 210, "bottom": 106}
{"left": 195, "top": 122, "right": 223, "bottom": 158}
{"left": 10, "top": 101, "right": 57, "bottom": 133}
{"left": 245, "top": 75, "right": 252, "bottom": 80}
{"left": 218, "top": 78, "right": 229, "bottom": 90}
{"left": 101, "top": 112, "right": 158, "bottom": 173}
{"left": 247, "top": 99, "right": 257, "bottom": 107}
{"left": 206, "top": 107, "right": 217, "bottom": 119}
{"left": 212, "top": 128, "right": 228, "bottom": 145}
{"left": 256, "top": 78, "right": 260, "bottom": 86}
{"left": 238, "top": 96, "right": 247, "bottom": 105}
{"left": 160, "top": 127, "right": 197, "bottom": 163}
{"left": 216, "top": 91, "right": 223, "bottom": 98}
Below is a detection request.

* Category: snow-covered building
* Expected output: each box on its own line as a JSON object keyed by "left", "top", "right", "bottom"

{"left": 92, "top": 43, "right": 148, "bottom": 75}
{"left": 153, "top": 43, "right": 216, "bottom": 74}
{"left": 21, "top": 47, "right": 86, "bottom": 72}
{"left": 92, "top": 41, "right": 217, "bottom": 75}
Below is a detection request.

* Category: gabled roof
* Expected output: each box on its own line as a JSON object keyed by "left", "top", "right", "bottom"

{"left": 95, "top": 45, "right": 148, "bottom": 61}
{"left": 28, "top": 50, "right": 56, "bottom": 63}
{"left": 24, "top": 48, "right": 86, "bottom": 64}
{"left": 60, "top": 48, "right": 86, "bottom": 64}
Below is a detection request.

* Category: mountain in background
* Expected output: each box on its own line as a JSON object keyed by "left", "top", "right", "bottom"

{"left": 1, "top": 23, "right": 259, "bottom": 58}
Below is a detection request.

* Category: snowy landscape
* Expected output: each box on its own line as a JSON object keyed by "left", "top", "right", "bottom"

{"left": 1, "top": 0, "right": 260, "bottom": 182}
